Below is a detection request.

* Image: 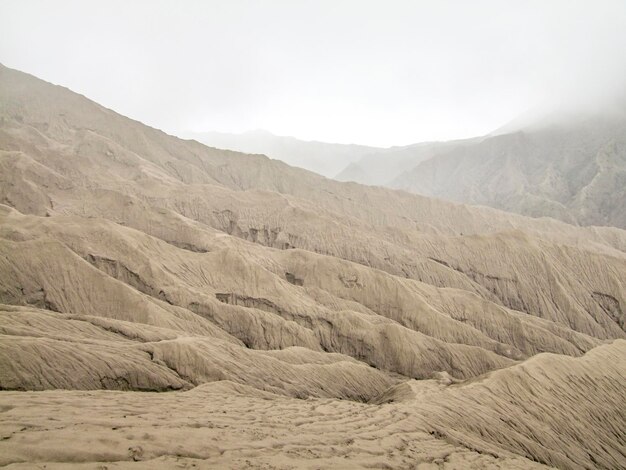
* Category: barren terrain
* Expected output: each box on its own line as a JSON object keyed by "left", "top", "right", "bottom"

{"left": 0, "top": 64, "right": 625, "bottom": 468}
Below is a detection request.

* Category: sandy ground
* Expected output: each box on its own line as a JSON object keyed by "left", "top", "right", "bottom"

{"left": 2, "top": 339, "right": 625, "bottom": 469}
{"left": 0, "top": 381, "right": 547, "bottom": 469}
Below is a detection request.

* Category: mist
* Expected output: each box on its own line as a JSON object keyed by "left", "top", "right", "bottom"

{"left": 1, "top": 0, "right": 625, "bottom": 147}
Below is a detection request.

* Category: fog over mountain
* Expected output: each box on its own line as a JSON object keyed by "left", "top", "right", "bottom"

{"left": 2, "top": 0, "right": 626, "bottom": 148}
{"left": 185, "top": 129, "right": 382, "bottom": 178}
{"left": 193, "top": 106, "right": 626, "bottom": 229}
{"left": 1, "top": 1, "right": 625, "bottom": 468}
{"left": 390, "top": 109, "right": 626, "bottom": 228}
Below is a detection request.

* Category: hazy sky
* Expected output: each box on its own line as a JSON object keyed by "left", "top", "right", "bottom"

{"left": 2, "top": 0, "right": 626, "bottom": 146}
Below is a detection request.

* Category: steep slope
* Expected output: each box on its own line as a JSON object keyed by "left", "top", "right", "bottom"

{"left": 2, "top": 65, "right": 625, "bottom": 344}
{"left": 185, "top": 129, "right": 381, "bottom": 178}
{"left": 391, "top": 114, "right": 626, "bottom": 228}
{"left": 1, "top": 64, "right": 625, "bottom": 468}
{"left": 1, "top": 63, "right": 625, "bottom": 368}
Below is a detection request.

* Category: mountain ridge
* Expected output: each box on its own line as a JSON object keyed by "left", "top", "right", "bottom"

{"left": 184, "top": 128, "right": 383, "bottom": 178}
{"left": 390, "top": 114, "right": 626, "bottom": 228}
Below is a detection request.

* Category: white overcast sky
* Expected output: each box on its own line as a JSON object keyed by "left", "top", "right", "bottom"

{"left": 1, "top": 0, "right": 626, "bottom": 146}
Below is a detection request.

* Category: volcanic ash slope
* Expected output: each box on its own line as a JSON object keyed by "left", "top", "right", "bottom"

{"left": 0, "top": 63, "right": 625, "bottom": 468}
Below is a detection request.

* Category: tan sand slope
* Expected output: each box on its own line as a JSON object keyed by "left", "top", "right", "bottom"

{"left": 0, "top": 64, "right": 625, "bottom": 468}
